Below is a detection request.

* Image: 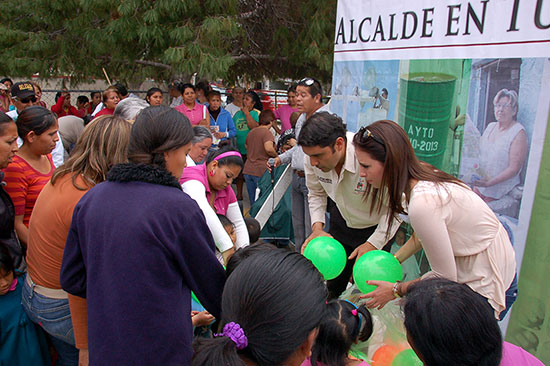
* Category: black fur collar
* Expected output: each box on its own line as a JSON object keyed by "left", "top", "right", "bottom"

{"left": 107, "top": 163, "right": 182, "bottom": 190}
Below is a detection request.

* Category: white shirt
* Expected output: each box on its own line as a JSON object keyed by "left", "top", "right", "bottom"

{"left": 186, "top": 155, "right": 196, "bottom": 167}
{"left": 225, "top": 103, "right": 241, "bottom": 118}
{"left": 181, "top": 180, "right": 249, "bottom": 254}
{"left": 304, "top": 132, "right": 400, "bottom": 248}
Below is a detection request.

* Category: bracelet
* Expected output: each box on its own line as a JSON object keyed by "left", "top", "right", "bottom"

{"left": 392, "top": 281, "right": 402, "bottom": 298}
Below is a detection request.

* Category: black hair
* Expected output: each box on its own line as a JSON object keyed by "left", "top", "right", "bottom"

{"left": 244, "top": 217, "right": 261, "bottom": 244}
{"left": 90, "top": 91, "right": 101, "bottom": 99}
{"left": 0, "top": 243, "right": 14, "bottom": 276}
{"left": 207, "top": 90, "right": 221, "bottom": 99}
{"left": 55, "top": 91, "right": 62, "bottom": 103}
{"left": 225, "top": 243, "right": 279, "bottom": 277}
{"left": 127, "top": 106, "right": 193, "bottom": 169}
{"left": 17, "top": 106, "right": 57, "bottom": 140}
{"left": 311, "top": 300, "right": 373, "bottom": 366}
{"left": 0, "top": 78, "right": 13, "bottom": 85}
{"left": 192, "top": 250, "right": 327, "bottom": 366}
{"left": 403, "top": 278, "right": 503, "bottom": 366}
{"left": 205, "top": 145, "right": 243, "bottom": 169}
{"left": 145, "top": 87, "right": 163, "bottom": 104}
{"left": 0, "top": 111, "right": 14, "bottom": 135}
{"left": 288, "top": 85, "right": 297, "bottom": 94}
{"left": 258, "top": 110, "right": 275, "bottom": 126}
{"left": 178, "top": 83, "right": 195, "bottom": 94}
{"left": 297, "top": 78, "right": 323, "bottom": 99}
{"left": 114, "top": 82, "right": 128, "bottom": 97}
{"left": 195, "top": 80, "right": 211, "bottom": 95}
{"left": 245, "top": 90, "right": 263, "bottom": 111}
{"left": 298, "top": 111, "right": 346, "bottom": 149}
{"left": 217, "top": 214, "right": 234, "bottom": 229}
{"left": 77, "top": 95, "right": 89, "bottom": 105}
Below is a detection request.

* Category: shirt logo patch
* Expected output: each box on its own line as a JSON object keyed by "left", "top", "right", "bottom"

{"left": 318, "top": 176, "right": 332, "bottom": 184}
{"left": 354, "top": 178, "right": 367, "bottom": 194}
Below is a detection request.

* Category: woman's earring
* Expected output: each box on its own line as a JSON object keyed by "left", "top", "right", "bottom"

{"left": 209, "top": 170, "right": 215, "bottom": 177}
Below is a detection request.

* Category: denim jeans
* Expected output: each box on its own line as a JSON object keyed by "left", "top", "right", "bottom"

{"left": 499, "top": 273, "right": 519, "bottom": 320}
{"left": 21, "top": 274, "right": 79, "bottom": 366}
{"left": 244, "top": 174, "right": 261, "bottom": 206}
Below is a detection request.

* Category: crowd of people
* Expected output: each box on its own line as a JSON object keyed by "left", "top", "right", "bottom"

{"left": 0, "top": 75, "right": 542, "bottom": 366}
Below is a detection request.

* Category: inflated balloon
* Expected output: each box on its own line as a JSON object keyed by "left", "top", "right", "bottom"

{"left": 352, "top": 250, "right": 403, "bottom": 294}
{"left": 371, "top": 345, "right": 401, "bottom": 366}
{"left": 191, "top": 292, "right": 200, "bottom": 304}
{"left": 303, "top": 236, "right": 347, "bottom": 280}
{"left": 392, "top": 349, "right": 422, "bottom": 366}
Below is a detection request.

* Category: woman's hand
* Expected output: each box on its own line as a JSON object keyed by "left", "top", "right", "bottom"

{"left": 359, "top": 280, "right": 396, "bottom": 309}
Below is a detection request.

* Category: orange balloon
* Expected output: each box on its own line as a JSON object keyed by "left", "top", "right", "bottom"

{"left": 371, "top": 345, "right": 401, "bottom": 366}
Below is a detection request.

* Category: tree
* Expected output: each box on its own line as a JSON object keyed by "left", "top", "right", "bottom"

{"left": 0, "top": 0, "right": 337, "bottom": 85}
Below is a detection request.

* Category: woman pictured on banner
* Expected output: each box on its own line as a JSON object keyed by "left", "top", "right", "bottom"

{"left": 180, "top": 146, "right": 249, "bottom": 265}
{"left": 60, "top": 106, "right": 225, "bottom": 365}
{"left": 472, "top": 89, "right": 528, "bottom": 218}
{"left": 352, "top": 120, "right": 516, "bottom": 319}
{"left": 175, "top": 84, "right": 210, "bottom": 126}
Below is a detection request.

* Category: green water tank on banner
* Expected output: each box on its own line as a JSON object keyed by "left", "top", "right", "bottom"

{"left": 398, "top": 73, "right": 456, "bottom": 169}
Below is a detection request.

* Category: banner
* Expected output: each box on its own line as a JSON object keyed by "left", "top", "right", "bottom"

{"left": 331, "top": 0, "right": 550, "bottom": 361}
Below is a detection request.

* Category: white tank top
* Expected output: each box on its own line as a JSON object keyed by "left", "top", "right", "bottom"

{"left": 478, "top": 122, "right": 525, "bottom": 199}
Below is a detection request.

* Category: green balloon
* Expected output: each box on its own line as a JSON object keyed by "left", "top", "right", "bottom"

{"left": 352, "top": 250, "right": 403, "bottom": 294}
{"left": 392, "top": 349, "right": 422, "bottom": 366}
{"left": 303, "top": 237, "right": 347, "bottom": 280}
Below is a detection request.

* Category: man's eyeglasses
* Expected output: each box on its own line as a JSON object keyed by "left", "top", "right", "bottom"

{"left": 358, "top": 126, "right": 386, "bottom": 149}
{"left": 16, "top": 96, "right": 37, "bottom": 104}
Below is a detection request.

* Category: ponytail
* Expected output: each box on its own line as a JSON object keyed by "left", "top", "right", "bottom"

{"left": 192, "top": 337, "right": 245, "bottom": 366}
{"left": 192, "top": 250, "right": 326, "bottom": 366}
{"left": 357, "top": 304, "right": 373, "bottom": 342}
{"left": 311, "top": 300, "right": 373, "bottom": 366}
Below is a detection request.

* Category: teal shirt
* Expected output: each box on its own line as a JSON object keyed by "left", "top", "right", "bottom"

{"left": 233, "top": 109, "right": 260, "bottom": 154}
{"left": 0, "top": 276, "right": 49, "bottom": 366}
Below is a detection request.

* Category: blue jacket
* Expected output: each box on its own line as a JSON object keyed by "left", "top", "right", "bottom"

{"left": 60, "top": 163, "right": 225, "bottom": 366}
{"left": 210, "top": 107, "right": 236, "bottom": 140}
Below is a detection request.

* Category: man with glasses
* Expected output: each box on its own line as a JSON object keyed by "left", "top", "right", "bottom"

{"left": 6, "top": 81, "right": 37, "bottom": 120}
{"left": 7, "top": 81, "right": 64, "bottom": 167}
{"left": 299, "top": 112, "right": 400, "bottom": 299}
{"left": 273, "top": 77, "right": 330, "bottom": 253}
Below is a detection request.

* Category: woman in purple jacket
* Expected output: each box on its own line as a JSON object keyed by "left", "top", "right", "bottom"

{"left": 60, "top": 106, "right": 226, "bottom": 365}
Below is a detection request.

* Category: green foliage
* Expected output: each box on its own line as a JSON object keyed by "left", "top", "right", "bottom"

{"left": 0, "top": 0, "right": 337, "bottom": 85}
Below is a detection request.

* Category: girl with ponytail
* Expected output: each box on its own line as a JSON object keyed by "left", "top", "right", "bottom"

{"left": 306, "top": 300, "right": 373, "bottom": 366}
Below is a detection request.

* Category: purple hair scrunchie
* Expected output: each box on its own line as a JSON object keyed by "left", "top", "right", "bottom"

{"left": 215, "top": 322, "right": 248, "bottom": 350}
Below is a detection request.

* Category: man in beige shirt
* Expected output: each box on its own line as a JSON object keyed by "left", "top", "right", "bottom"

{"left": 300, "top": 112, "right": 400, "bottom": 298}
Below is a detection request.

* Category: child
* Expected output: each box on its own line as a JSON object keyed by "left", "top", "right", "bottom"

{"left": 213, "top": 214, "right": 237, "bottom": 264}
{"left": 207, "top": 91, "right": 236, "bottom": 146}
{"left": 0, "top": 244, "right": 49, "bottom": 365}
{"left": 244, "top": 217, "right": 261, "bottom": 244}
{"left": 304, "top": 299, "right": 373, "bottom": 366}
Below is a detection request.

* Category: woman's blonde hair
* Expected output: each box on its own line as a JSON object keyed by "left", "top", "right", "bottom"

{"left": 51, "top": 115, "right": 132, "bottom": 190}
